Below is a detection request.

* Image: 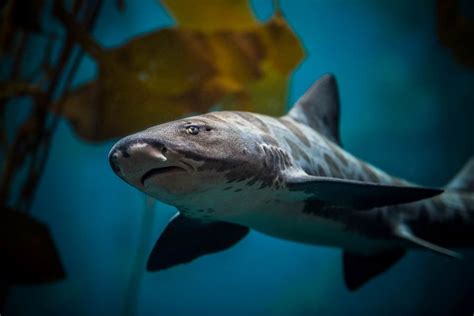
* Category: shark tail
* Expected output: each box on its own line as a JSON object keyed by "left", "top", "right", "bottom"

{"left": 447, "top": 157, "right": 474, "bottom": 192}
{"left": 343, "top": 157, "right": 474, "bottom": 291}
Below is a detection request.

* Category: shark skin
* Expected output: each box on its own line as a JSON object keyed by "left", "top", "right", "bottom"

{"left": 109, "top": 74, "right": 474, "bottom": 290}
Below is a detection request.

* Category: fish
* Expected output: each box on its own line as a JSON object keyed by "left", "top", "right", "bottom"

{"left": 108, "top": 74, "right": 474, "bottom": 290}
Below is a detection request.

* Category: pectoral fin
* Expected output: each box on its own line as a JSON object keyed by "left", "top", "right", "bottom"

{"left": 286, "top": 175, "right": 443, "bottom": 209}
{"left": 343, "top": 249, "right": 405, "bottom": 291}
{"left": 147, "top": 213, "right": 249, "bottom": 271}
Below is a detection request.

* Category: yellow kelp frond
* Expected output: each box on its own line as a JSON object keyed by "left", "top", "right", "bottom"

{"left": 161, "top": 0, "right": 258, "bottom": 32}
{"left": 58, "top": 0, "right": 304, "bottom": 141}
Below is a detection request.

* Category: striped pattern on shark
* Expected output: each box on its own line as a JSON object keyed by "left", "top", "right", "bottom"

{"left": 109, "top": 74, "right": 474, "bottom": 290}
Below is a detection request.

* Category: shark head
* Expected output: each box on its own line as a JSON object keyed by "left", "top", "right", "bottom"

{"left": 109, "top": 112, "right": 271, "bottom": 204}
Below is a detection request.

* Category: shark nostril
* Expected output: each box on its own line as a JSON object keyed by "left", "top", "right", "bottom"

{"left": 162, "top": 146, "right": 167, "bottom": 155}
{"left": 109, "top": 149, "right": 123, "bottom": 174}
{"left": 122, "top": 149, "right": 130, "bottom": 158}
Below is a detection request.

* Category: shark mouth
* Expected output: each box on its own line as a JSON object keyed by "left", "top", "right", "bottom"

{"left": 141, "top": 166, "right": 186, "bottom": 185}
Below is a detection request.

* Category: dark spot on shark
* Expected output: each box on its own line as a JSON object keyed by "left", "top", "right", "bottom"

{"left": 354, "top": 171, "right": 366, "bottom": 182}
{"left": 203, "top": 113, "right": 227, "bottom": 122}
{"left": 278, "top": 150, "right": 287, "bottom": 169}
{"left": 273, "top": 149, "right": 282, "bottom": 169}
{"left": 271, "top": 148, "right": 279, "bottom": 169}
{"left": 316, "top": 164, "right": 327, "bottom": 177}
{"left": 305, "top": 204, "right": 394, "bottom": 238}
{"left": 332, "top": 147, "right": 349, "bottom": 167}
{"left": 279, "top": 148, "right": 291, "bottom": 168}
{"left": 234, "top": 112, "right": 271, "bottom": 133}
{"left": 261, "top": 134, "right": 279, "bottom": 147}
{"left": 279, "top": 118, "right": 310, "bottom": 147}
{"left": 247, "top": 177, "right": 258, "bottom": 186}
{"left": 361, "top": 164, "right": 379, "bottom": 183}
{"left": 282, "top": 150, "right": 292, "bottom": 168}
{"left": 324, "top": 153, "right": 343, "bottom": 178}
{"left": 285, "top": 137, "right": 311, "bottom": 163}
{"left": 224, "top": 186, "right": 233, "bottom": 190}
{"left": 234, "top": 189, "right": 242, "bottom": 192}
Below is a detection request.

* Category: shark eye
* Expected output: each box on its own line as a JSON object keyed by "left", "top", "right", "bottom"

{"left": 186, "top": 125, "right": 200, "bottom": 135}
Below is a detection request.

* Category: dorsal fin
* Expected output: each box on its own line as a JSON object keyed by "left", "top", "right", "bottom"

{"left": 287, "top": 74, "right": 341, "bottom": 145}
{"left": 447, "top": 157, "right": 474, "bottom": 192}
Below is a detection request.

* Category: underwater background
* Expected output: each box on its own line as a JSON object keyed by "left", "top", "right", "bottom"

{"left": 4, "top": 0, "right": 474, "bottom": 315}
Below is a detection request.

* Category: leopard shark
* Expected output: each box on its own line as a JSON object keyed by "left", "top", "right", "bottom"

{"left": 109, "top": 74, "right": 474, "bottom": 290}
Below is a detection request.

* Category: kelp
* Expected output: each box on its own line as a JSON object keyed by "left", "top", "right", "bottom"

{"left": 0, "top": 0, "right": 102, "bottom": 307}
{"left": 0, "top": 208, "right": 65, "bottom": 284}
{"left": 57, "top": 0, "right": 304, "bottom": 141}
{"left": 123, "top": 196, "right": 156, "bottom": 316}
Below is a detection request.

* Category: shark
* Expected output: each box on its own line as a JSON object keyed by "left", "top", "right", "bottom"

{"left": 109, "top": 74, "right": 474, "bottom": 290}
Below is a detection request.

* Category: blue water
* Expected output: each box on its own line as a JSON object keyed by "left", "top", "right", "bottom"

{"left": 6, "top": 1, "right": 474, "bottom": 315}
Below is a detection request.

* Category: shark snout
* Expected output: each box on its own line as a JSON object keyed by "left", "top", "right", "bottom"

{"left": 109, "top": 137, "right": 168, "bottom": 181}
{"left": 109, "top": 136, "right": 192, "bottom": 188}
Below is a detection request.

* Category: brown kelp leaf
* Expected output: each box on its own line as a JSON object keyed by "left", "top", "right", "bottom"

{"left": 161, "top": 0, "right": 258, "bottom": 32}
{"left": 0, "top": 0, "right": 45, "bottom": 52}
{"left": 0, "top": 208, "right": 66, "bottom": 284}
{"left": 61, "top": 29, "right": 218, "bottom": 140}
{"left": 59, "top": 1, "right": 304, "bottom": 141}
